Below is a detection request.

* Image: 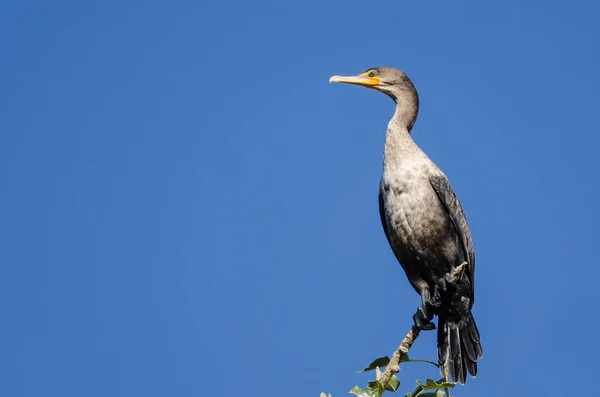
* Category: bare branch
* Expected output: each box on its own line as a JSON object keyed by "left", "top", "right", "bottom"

{"left": 378, "top": 325, "right": 421, "bottom": 388}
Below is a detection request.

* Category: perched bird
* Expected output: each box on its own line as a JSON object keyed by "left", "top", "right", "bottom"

{"left": 330, "top": 67, "right": 483, "bottom": 384}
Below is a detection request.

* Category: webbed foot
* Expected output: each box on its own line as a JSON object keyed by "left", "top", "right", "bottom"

{"left": 413, "top": 306, "right": 436, "bottom": 330}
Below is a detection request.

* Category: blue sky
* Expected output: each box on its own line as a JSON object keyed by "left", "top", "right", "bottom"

{"left": 2, "top": 0, "right": 599, "bottom": 396}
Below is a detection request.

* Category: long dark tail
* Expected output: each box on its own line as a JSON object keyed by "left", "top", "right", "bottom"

{"left": 437, "top": 311, "right": 483, "bottom": 384}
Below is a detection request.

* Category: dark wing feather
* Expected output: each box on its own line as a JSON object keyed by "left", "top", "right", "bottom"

{"left": 378, "top": 182, "right": 393, "bottom": 246}
{"left": 429, "top": 174, "right": 476, "bottom": 303}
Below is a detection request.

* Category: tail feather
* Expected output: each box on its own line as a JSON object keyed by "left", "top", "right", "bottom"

{"left": 461, "top": 326, "right": 477, "bottom": 362}
{"left": 449, "top": 323, "right": 465, "bottom": 384}
{"left": 438, "top": 312, "right": 483, "bottom": 385}
{"left": 467, "top": 314, "right": 481, "bottom": 343}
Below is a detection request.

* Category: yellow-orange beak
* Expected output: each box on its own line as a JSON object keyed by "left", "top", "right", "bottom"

{"left": 329, "top": 71, "right": 381, "bottom": 89}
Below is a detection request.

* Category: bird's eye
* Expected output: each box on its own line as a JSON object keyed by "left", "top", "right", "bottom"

{"left": 368, "top": 71, "right": 376, "bottom": 77}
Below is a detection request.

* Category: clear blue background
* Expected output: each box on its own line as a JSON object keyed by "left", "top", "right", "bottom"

{"left": 2, "top": 0, "right": 598, "bottom": 396}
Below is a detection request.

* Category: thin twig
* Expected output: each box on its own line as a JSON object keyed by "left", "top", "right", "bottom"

{"left": 442, "top": 367, "right": 452, "bottom": 397}
{"left": 451, "top": 261, "right": 467, "bottom": 283}
{"left": 378, "top": 262, "right": 468, "bottom": 391}
{"left": 403, "top": 358, "right": 439, "bottom": 367}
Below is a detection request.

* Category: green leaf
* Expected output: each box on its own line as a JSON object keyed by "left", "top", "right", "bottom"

{"left": 385, "top": 375, "right": 400, "bottom": 392}
{"left": 349, "top": 381, "right": 384, "bottom": 397}
{"left": 416, "top": 379, "right": 455, "bottom": 391}
{"left": 418, "top": 392, "right": 445, "bottom": 397}
{"left": 357, "top": 356, "right": 391, "bottom": 372}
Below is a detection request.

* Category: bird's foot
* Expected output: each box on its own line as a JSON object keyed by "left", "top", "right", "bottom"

{"left": 413, "top": 306, "right": 436, "bottom": 331}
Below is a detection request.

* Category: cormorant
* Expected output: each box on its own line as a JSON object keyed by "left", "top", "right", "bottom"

{"left": 330, "top": 67, "right": 483, "bottom": 384}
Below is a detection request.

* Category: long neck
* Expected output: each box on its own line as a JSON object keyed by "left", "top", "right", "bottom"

{"left": 383, "top": 104, "right": 421, "bottom": 166}
{"left": 390, "top": 95, "right": 418, "bottom": 132}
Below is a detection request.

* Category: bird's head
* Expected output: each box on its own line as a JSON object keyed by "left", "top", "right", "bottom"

{"left": 329, "top": 67, "right": 418, "bottom": 105}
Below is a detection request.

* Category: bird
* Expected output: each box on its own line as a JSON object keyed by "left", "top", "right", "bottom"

{"left": 329, "top": 67, "right": 483, "bottom": 384}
